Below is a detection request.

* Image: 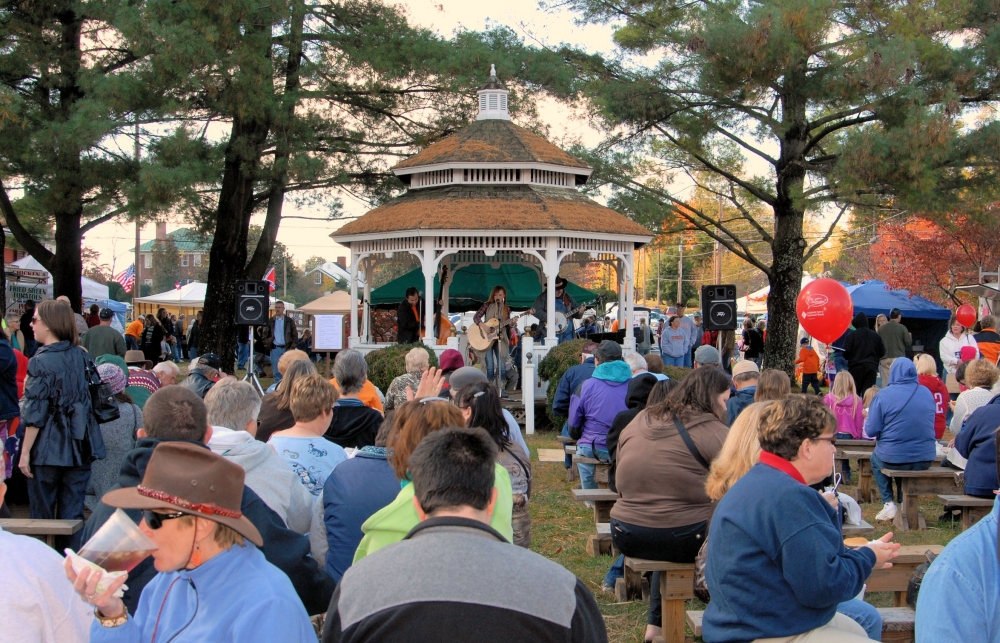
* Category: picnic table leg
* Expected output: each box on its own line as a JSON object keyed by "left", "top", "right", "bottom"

{"left": 45, "top": 534, "right": 56, "bottom": 548}
{"left": 858, "top": 460, "right": 873, "bottom": 503}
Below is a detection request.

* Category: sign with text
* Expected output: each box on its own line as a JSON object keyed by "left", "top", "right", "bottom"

{"left": 313, "top": 315, "right": 344, "bottom": 351}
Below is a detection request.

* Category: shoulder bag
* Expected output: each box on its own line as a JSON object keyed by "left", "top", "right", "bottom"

{"left": 85, "top": 355, "right": 120, "bottom": 423}
{"left": 673, "top": 415, "right": 713, "bottom": 603}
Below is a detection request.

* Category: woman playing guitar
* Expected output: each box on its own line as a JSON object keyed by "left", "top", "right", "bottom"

{"left": 472, "top": 286, "right": 512, "bottom": 397}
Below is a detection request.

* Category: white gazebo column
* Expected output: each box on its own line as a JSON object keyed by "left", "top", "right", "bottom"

{"left": 362, "top": 257, "right": 372, "bottom": 342}
{"left": 545, "top": 237, "right": 559, "bottom": 344}
{"left": 623, "top": 252, "right": 636, "bottom": 351}
{"left": 617, "top": 258, "right": 626, "bottom": 328}
{"left": 421, "top": 236, "right": 437, "bottom": 344}
{"left": 348, "top": 248, "right": 360, "bottom": 347}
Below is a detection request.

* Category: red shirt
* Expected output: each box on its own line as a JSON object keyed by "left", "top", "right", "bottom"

{"left": 759, "top": 451, "right": 807, "bottom": 485}
{"left": 918, "top": 373, "right": 950, "bottom": 439}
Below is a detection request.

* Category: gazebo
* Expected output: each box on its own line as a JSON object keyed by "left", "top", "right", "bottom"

{"left": 332, "top": 67, "right": 653, "bottom": 430}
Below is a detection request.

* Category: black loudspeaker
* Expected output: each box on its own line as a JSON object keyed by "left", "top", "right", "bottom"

{"left": 235, "top": 280, "right": 269, "bottom": 325}
{"left": 702, "top": 284, "right": 738, "bottom": 331}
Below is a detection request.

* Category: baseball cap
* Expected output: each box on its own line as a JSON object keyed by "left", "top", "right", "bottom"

{"left": 448, "top": 366, "right": 489, "bottom": 396}
{"left": 198, "top": 353, "right": 222, "bottom": 370}
{"left": 594, "top": 340, "right": 623, "bottom": 362}
{"left": 99, "top": 308, "right": 114, "bottom": 320}
{"left": 732, "top": 360, "right": 760, "bottom": 377}
{"left": 694, "top": 345, "right": 721, "bottom": 365}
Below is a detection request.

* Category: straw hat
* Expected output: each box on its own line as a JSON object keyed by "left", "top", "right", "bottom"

{"left": 102, "top": 442, "right": 262, "bottom": 546}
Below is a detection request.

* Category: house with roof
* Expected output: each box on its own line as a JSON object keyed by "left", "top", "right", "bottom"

{"left": 136, "top": 223, "right": 210, "bottom": 287}
{"left": 303, "top": 257, "right": 364, "bottom": 292}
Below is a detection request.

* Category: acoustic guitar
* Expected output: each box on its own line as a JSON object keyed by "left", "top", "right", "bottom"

{"left": 468, "top": 308, "right": 535, "bottom": 352}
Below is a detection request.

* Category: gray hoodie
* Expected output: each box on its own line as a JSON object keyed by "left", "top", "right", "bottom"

{"left": 660, "top": 324, "right": 690, "bottom": 358}
{"left": 207, "top": 426, "right": 314, "bottom": 534}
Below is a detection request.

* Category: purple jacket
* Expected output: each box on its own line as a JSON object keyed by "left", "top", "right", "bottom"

{"left": 568, "top": 361, "right": 632, "bottom": 451}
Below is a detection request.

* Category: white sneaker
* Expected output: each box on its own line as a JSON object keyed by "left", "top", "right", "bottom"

{"left": 876, "top": 502, "right": 897, "bottom": 522}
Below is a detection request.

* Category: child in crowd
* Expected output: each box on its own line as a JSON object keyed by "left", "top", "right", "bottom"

{"left": 824, "top": 371, "right": 865, "bottom": 482}
{"left": 861, "top": 385, "right": 880, "bottom": 423}
{"left": 915, "top": 354, "right": 950, "bottom": 439}
{"left": 795, "top": 337, "right": 821, "bottom": 394}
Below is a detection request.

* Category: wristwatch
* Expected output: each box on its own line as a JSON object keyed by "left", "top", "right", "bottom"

{"left": 95, "top": 607, "right": 128, "bottom": 628}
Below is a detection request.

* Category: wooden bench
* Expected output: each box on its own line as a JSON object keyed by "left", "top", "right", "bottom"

{"left": 880, "top": 467, "right": 962, "bottom": 530}
{"left": 841, "top": 450, "right": 876, "bottom": 503}
{"left": 0, "top": 518, "right": 82, "bottom": 548}
{"left": 842, "top": 519, "right": 875, "bottom": 537}
{"left": 557, "top": 436, "right": 578, "bottom": 480}
{"left": 571, "top": 488, "right": 619, "bottom": 556}
{"left": 686, "top": 607, "right": 917, "bottom": 643}
{"left": 938, "top": 494, "right": 993, "bottom": 530}
{"left": 572, "top": 455, "right": 609, "bottom": 489}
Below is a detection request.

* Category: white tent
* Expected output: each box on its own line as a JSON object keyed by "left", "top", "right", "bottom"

{"left": 736, "top": 275, "right": 815, "bottom": 316}
{"left": 5, "top": 256, "right": 109, "bottom": 317}
{"left": 135, "top": 282, "right": 293, "bottom": 315}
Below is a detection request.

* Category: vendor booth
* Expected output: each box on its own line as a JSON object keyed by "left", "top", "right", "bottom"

{"left": 135, "top": 282, "right": 292, "bottom": 318}
{"left": 846, "top": 280, "right": 951, "bottom": 365}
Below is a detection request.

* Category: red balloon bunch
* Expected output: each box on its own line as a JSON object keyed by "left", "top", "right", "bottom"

{"left": 956, "top": 304, "right": 977, "bottom": 328}
{"left": 796, "top": 279, "right": 854, "bottom": 344}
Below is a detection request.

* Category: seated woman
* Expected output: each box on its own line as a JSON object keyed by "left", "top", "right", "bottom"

{"left": 866, "top": 358, "right": 937, "bottom": 522}
{"left": 705, "top": 402, "right": 884, "bottom": 641}
{"left": 353, "top": 399, "right": 513, "bottom": 561}
{"left": 256, "top": 357, "right": 317, "bottom": 443}
{"left": 384, "top": 347, "right": 429, "bottom": 411}
{"left": 950, "top": 358, "right": 999, "bottom": 435}
{"left": 269, "top": 374, "right": 348, "bottom": 497}
{"left": 702, "top": 396, "right": 899, "bottom": 643}
{"left": 610, "top": 367, "right": 730, "bottom": 643}
{"left": 325, "top": 350, "right": 384, "bottom": 448}
{"left": 955, "top": 393, "right": 1000, "bottom": 500}
{"left": 66, "top": 442, "right": 315, "bottom": 642}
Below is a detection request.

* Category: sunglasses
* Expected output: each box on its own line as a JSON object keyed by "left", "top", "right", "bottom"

{"left": 143, "top": 509, "right": 186, "bottom": 530}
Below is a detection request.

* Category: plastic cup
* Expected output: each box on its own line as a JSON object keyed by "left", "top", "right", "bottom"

{"left": 77, "top": 508, "right": 157, "bottom": 573}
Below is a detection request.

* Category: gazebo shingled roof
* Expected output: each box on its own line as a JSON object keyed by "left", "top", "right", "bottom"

{"left": 335, "top": 184, "right": 650, "bottom": 237}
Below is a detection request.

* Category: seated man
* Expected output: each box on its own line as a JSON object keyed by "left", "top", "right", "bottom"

{"left": 179, "top": 353, "right": 223, "bottom": 398}
{"left": 916, "top": 435, "right": 1000, "bottom": 642}
{"left": 151, "top": 359, "right": 180, "bottom": 386}
{"left": 703, "top": 395, "right": 899, "bottom": 643}
{"left": 569, "top": 341, "right": 630, "bottom": 489}
{"left": 322, "top": 427, "right": 608, "bottom": 643}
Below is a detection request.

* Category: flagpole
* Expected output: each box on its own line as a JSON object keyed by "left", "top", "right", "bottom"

{"left": 133, "top": 122, "right": 140, "bottom": 319}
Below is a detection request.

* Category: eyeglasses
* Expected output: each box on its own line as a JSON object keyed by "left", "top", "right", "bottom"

{"left": 30, "top": 317, "right": 39, "bottom": 325}
{"left": 143, "top": 509, "right": 186, "bottom": 530}
{"left": 812, "top": 436, "right": 838, "bottom": 447}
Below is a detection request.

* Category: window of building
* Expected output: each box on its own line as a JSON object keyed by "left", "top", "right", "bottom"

{"left": 193, "top": 254, "right": 202, "bottom": 267}
{"left": 143, "top": 279, "right": 152, "bottom": 286}
{"left": 143, "top": 254, "right": 151, "bottom": 269}
{"left": 181, "top": 254, "right": 189, "bottom": 267}
{"left": 314, "top": 271, "right": 323, "bottom": 285}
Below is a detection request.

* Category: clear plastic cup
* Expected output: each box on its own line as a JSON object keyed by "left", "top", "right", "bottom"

{"left": 77, "top": 509, "right": 157, "bottom": 573}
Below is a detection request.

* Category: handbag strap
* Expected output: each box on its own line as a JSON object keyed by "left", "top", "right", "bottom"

{"left": 673, "top": 416, "right": 711, "bottom": 471}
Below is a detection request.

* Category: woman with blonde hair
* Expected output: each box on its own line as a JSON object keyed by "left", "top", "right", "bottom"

{"left": 755, "top": 369, "right": 791, "bottom": 402}
{"left": 914, "top": 353, "right": 950, "bottom": 439}
{"left": 949, "top": 358, "right": 1000, "bottom": 435}
{"left": 255, "top": 358, "right": 318, "bottom": 442}
{"left": 823, "top": 370, "right": 866, "bottom": 482}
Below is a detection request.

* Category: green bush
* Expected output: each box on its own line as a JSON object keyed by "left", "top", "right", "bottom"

{"left": 537, "top": 339, "right": 588, "bottom": 427}
{"left": 364, "top": 343, "right": 439, "bottom": 393}
{"left": 663, "top": 365, "right": 692, "bottom": 381}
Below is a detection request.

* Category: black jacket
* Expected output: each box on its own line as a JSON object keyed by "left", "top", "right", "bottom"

{"left": 140, "top": 324, "right": 164, "bottom": 365}
{"left": 396, "top": 299, "right": 423, "bottom": 344}
{"left": 21, "top": 341, "right": 105, "bottom": 467}
{"left": 82, "top": 437, "right": 336, "bottom": 616}
{"left": 742, "top": 328, "right": 764, "bottom": 359}
{"left": 324, "top": 403, "right": 383, "bottom": 449}
{"left": 606, "top": 374, "right": 658, "bottom": 493}
{"left": 843, "top": 313, "right": 885, "bottom": 368}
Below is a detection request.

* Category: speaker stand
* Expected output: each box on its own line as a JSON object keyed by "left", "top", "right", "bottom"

{"left": 243, "top": 325, "right": 265, "bottom": 396}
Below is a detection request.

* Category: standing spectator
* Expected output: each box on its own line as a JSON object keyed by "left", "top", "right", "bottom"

{"left": 689, "top": 311, "right": 704, "bottom": 363}
{"left": 914, "top": 354, "right": 950, "bottom": 439}
{"left": 56, "top": 296, "right": 90, "bottom": 339}
{"left": 727, "top": 360, "right": 759, "bottom": 424}
{"left": 675, "top": 303, "right": 697, "bottom": 367}
{"left": 940, "top": 313, "right": 979, "bottom": 376}
{"left": 187, "top": 310, "right": 202, "bottom": 359}
{"left": 568, "top": 340, "right": 631, "bottom": 489}
{"left": 0, "top": 328, "right": 20, "bottom": 490}
{"left": 174, "top": 314, "right": 186, "bottom": 361}
{"left": 830, "top": 326, "right": 852, "bottom": 375}
{"left": 326, "top": 349, "right": 383, "bottom": 449}
{"left": 973, "top": 314, "right": 1000, "bottom": 365}
{"left": 702, "top": 395, "right": 899, "bottom": 643}
{"left": 395, "top": 287, "right": 423, "bottom": 344}
{"left": 18, "top": 300, "right": 105, "bottom": 549}
{"left": 84, "top": 303, "right": 101, "bottom": 328}
{"left": 877, "top": 308, "right": 912, "bottom": 385}
{"left": 741, "top": 319, "right": 764, "bottom": 367}
{"left": 843, "top": 312, "right": 885, "bottom": 395}
{"left": 874, "top": 313, "right": 888, "bottom": 332}
{"left": 124, "top": 314, "right": 143, "bottom": 352}
{"left": 384, "top": 347, "right": 429, "bottom": 411}
{"left": 636, "top": 317, "right": 652, "bottom": 355}
{"left": 19, "top": 299, "right": 37, "bottom": 357}
{"left": 755, "top": 369, "right": 792, "bottom": 402}
{"left": 795, "top": 337, "right": 822, "bottom": 394}
{"left": 85, "top": 363, "right": 141, "bottom": 511}
{"left": 269, "top": 374, "right": 347, "bottom": 497}
{"left": 949, "top": 358, "right": 1000, "bottom": 435}
{"left": 263, "top": 301, "right": 298, "bottom": 385}
{"left": 866, "top": 358, "right": 937, "bottom": 522}
{"left": 237, "top": 323, "right": 251, "bottom": 370}
{"left": 824, "top": 371, "right": 866, "bottom": 482}
{"left": 81, "top": 307, "right": 126, "bottom": 359}
{"left": 611, "top": 367, "right": 730, "bottom": 642}
{"left": 206, "top": 379, "right": 314, "bottom": 534}
{"left": 257, "top": 359, "right": 318, "bottom": 443}
{"left": 139, "top": 313, "right": 164, "bottom": 366}
{"left": 322, "top": 427, "right": 608, "bottom": 643}
{"left": 156, "top": 307, "right": 175, "bottom": 360}
{"left": 955, "top": 396, "right": 1000, "bottom": 500}
{"left": 660, "top": 316, "right": 689, "bottom": 367}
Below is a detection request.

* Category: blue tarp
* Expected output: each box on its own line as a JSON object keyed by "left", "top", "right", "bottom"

{"left": 84, "top": 298, "right": 129, "bottom": 335}
{"left": 845, "top": 280, "right": 952, "bottom": 320}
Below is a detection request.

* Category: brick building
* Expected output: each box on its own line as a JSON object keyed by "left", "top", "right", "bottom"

{"left": 136, "top": 223, "right": 210, "bottom": 287}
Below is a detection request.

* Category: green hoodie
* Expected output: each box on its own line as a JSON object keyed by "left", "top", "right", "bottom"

{"left": 353, "top": 463, "right": 514, "bottom": 562}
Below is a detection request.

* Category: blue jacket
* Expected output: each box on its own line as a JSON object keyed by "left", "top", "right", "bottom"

{"left": 21, "top": 341, "right": 105, "bottom": 467}
{"left": 703, "top": 462, "right": 876, "bottom": 643}
{"left": 0, "top": 338, "right": 19, "bottom": 421}
{"left": 916, "top": 496, "right": 1000, "bottom": 642}
{"left": 726, "top": 386, "right": 756, "bottom": 426}
{"left": 955, "top": 396, "right": 1000, "bottom": 497}
{"left": 863, "top": 358, "right": 936, "bottom": 463}
{"left": 568, "top": 361, "right": 631, "bottom": 451}
{"left": 91, "top": 540, "right": 315, "bottom": 643}
{"left": 83, "top": 437, "right": 336, "bottom": 616}
{"left": 552, "top": 358, "right": 595, "bottom": 418}
{"left": 323, "top": 446, "right": 399, "bottom": 582}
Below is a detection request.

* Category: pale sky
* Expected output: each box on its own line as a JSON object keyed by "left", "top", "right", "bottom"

{"left": 83, "top": 0, "right": 618, "bottom": 276}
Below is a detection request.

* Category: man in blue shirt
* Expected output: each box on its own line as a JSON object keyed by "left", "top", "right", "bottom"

{"left": 675, "top": 303, "right": 697, "bottom": 367}
{"left": 264, "top": 301, "right": 297, "bottom": 384}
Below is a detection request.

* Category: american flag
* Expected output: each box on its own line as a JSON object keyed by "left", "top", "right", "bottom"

{"left": 263, "top": 266, "right": 276, "bottom": 292}
{"left": 114, "top": 264, "right": 135, "bottom": 293}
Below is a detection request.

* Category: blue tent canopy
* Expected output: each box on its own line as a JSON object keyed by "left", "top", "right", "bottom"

{"left": 845, "top": 281, "right": 951, "bottom": 320}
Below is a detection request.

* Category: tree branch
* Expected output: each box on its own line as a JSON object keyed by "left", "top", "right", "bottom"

{"left": 0, "top": 178, "right": 54, "bottom": 269}
{"left": 803, "top": 203, "right": 848, "bottom": 263}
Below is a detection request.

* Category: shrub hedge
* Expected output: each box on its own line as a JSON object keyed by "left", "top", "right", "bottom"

{"left": 364, "top": 343, "right": 439, "bottom": 393}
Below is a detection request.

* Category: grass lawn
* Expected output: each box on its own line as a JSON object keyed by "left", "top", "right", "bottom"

{"left": 523, "top": 430, "right": 963, "bottom": 643}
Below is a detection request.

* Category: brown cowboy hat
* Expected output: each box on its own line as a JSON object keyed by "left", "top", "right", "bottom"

{"left": 101, "top": 442, "right": 263, "bottom": 546}
{"left": 124, "top": 350, "right": 153, "bottom": 370}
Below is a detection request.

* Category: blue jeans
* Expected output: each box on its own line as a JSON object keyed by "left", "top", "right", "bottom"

{"left": 662, "top": 354, "right": 685, "bottom": 367}
{"left": 270, "top": 346, "right": 286, "bottom": 383}
{"left": 836, "top": 433, "right": 854, "bottom": 477}
{"left": 870, "top": 452, "right": 932, "bottom": 504}
{"left": 188, "top": 346, "right": 197, "bottom": 360}
{"left": 561, "top": 423, "right": 572, "bottom": 468}
{"left": 125, "top": 335, "right": 138, "bottom": 351}
{"left": 576, "top": 444, "right": 609, "bottom": 490}
{"left": 484, "top": 344, "right": 506, "bottom": 387}
{"left": 683, "top": 351, "right": 693, "bottom": 368}
{"left": 837, "top": 598, "right": 882, "bottom": 641}
{"left": 237, "top": 342, "right": 250, "bottom": 369}
{"left": 603, "top": 554, "right": 625, "bottom": 589}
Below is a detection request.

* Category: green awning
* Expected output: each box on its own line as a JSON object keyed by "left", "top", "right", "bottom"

{"left": 369, "top": 264, "right": 600, "bottom": 311}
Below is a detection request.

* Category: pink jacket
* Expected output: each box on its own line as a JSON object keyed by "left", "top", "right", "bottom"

{"left": 823, "top": 393, "right": 866, "bottom": 439}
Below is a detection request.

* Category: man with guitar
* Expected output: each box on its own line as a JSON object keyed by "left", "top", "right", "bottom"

{"left": 471, "top": 286, "right": 522, "bottom": 397}
{"left": 532, "top": 276, "right": 581, "bottom": 345}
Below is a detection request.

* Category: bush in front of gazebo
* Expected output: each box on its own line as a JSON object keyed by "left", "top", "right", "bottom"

{"left": 364, "top": 343, "right": 439, "bottom": 393}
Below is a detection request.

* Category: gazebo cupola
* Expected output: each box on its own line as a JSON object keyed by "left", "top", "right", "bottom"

{"left": 477, "top": 64, "right": 510, "bottom": 121}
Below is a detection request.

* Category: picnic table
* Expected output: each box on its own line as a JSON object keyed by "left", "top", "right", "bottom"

{"left": 880, "top": 467, "right": 963, "bottom": 530}
{"left": 0, "top": 518, "right": 82, "bottom": 548}
{"left": 937, "top": 494, "right": 993, "bottom": 531}
{"left": 843, "top": 450, "right": 945, "bottom": 504}
{"left": 571, "top": 487, "right": 618, "bottom": 556}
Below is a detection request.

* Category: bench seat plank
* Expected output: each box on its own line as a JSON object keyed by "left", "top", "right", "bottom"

{"left": 571, "top": 488, "right": 619, "bottom": 502}
{"left": 0, "top": 518, "right": 82, "bottom": 536}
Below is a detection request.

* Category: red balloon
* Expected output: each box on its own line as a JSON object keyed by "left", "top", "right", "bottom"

{"left": 796, "top": 279, "right": 854, "bottom": 344}
{"left": 956, "top": 304, "right": 977, "bottom": 328}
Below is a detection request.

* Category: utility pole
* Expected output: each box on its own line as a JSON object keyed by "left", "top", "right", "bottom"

{"left": 656, "top": 246, "right": 661, "bottom": 306}
{"left": 283, "top": 257, "right": 287, "bottom": 298}
{"left": 677, "top": 243, "right": 683, "bottom": 305}
{"left": 134, "top": 123, "right": 141, "bottom": 314}
{"left": 715, "top": 194, "right": 723, "bottom": 283}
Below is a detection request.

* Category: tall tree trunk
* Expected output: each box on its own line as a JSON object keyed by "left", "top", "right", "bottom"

{"left": 51, "top": 215, "right": 84, "bottom": 311}
{"left": 0, "top": 223, "right": 6, "bottom": 318}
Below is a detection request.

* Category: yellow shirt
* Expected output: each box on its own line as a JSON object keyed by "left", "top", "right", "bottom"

{"left": 330, "top": 378, "right": 384, "bottom": 414}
